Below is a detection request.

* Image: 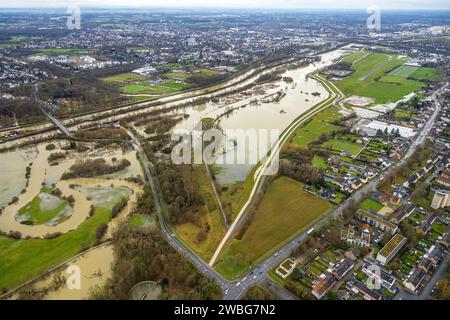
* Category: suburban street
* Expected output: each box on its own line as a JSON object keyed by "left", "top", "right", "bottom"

{"left": 223, "top": 82, "right": 447, "bottom": 300}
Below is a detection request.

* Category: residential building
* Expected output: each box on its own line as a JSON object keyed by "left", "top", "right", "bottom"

{"left": 355, "top": 209, "right": 398, "bottom": 234}
{"left": 275, "top": 258, "right": 296, "bottom": 279}
{"left": 332, "top": 258, "right": 354, "bottom": 280}
{"left": 431, "top": 190, "right": 450, "bottom": 209}
{"left": 311, "top": 273, "right": 336, "bottom": 300}
{"left": 361, "top": 260, "right": 397, "bottom": 293}
{"left": 403, "top": 269, "right": 426, "bottom": 293}
{"left": 376, "top": 234, "right": 407, "bottom": 265}
{"left": 349, "top": 280, "right": 383, "bottom": 300}
{"left": 341, "top": 224, "right": 371, "bottom": 247}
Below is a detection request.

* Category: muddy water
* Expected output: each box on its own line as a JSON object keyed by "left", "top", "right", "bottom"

{"left": 32, "top": 244, "right": 114, "bottom": 300}
{"left": 0, "top": 140, "right": 143, "bottom": 237}
{"left": 169, "top": 48, "right": 350, "bottom": 183}
{"left": 0, "top": 147, "right": 38, "bottom": 208}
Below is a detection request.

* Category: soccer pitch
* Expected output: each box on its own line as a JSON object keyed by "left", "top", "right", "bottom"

{"left": 388, "top": 65, "right": 418, "bottom": 77}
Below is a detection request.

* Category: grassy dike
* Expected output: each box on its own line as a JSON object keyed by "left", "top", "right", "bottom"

{"left": 213, "top": 74, "right": 344, "bottom": 279}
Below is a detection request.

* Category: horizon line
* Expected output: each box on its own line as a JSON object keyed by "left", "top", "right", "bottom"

{"left": 1, "top": 6, "right": 450, "bottom": 11}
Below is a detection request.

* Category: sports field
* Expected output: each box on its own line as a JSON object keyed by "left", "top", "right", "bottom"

{"left": 388, "top": 65, "right": 418, "bottom": 77}
{"left": 216, "top": 176, "right": 333, "bottom": 279}
{"left": 334, "top": 52, "right": 429, "bottom": 104}
{"left": 389, "top": 65, "right": 440, "bottom": 81}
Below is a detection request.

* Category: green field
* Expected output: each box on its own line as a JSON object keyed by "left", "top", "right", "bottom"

{"left": 292, "top": 107, "right": 344, "bottom": 147}
{"left": 389, "top": 65, "right": 440, "bottom": 81}
{"left": 103, "top": 72, "right": 145, "bottom": 82}
{"left": 389, "top": 65, "right": 418, "bottom": 77}
{"left": 0, "top": 207, "right": 111, "bottom": 291}
{"left": 120, "top": 81, "right": 190, "bottom": 95}
{"left": 162, "top": 71, "right": 190, "bottom": 80}
{"left": 321, "top": 138, "right": 363, "bottom": 156}
{"left": 341, "top": 51, "right": 368, "bottom": 63}
{"left": 410, "top": 67, "right": 441, "bottom": 81}
{"left": 312, "top": 155, "right": 328, "bottom": 169}
{"left": 17, "top": 188, "right": 71, "bottom": 225}
{"left": 216, "top": 176, "right": 333, "bottom": 279}
{"left": 359, "top": 198, "right": 383, "bottom": 213}
{"left": 32, "top": 48, "right": 95, "bottom": 56}
{"left": 334, "top": 52, "right": 428, "bottom": 104}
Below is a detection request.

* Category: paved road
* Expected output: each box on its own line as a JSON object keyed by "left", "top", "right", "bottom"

{"left": 223, "top": 82, "right": 447, "bottom": 300}
{"left": 131, "top": 137, "right": 232, "bottom": 290}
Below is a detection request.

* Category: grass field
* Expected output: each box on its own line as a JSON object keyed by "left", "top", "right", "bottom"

{"left": 217, "top": 164, "right": 261, "bottom": 222}
{"left": 341, "top": 51, "right": 368, "bottom": 64}
{"left": 162, "top": 71, "right": 190, "bottom": 80}
{"left": 312, "top": 155, "right": 328, "bottom": 169}
{"left": 359, "top": 198, "right": 383, "bottom": 213}
{"left": 175, "top": 165, "right": 227, "bottom": 261}
{"left": 120, "top": 82, "right": 190, "bottom": 95}
{"left": 388, "top": 65, "right": 418, "bottom": 77}
{"left": 334, "top": 52, "right": 428, "bottom": 104}
{"left": 103, "top": 72, "right": 145, "bottom": 82}
{"left": 410, "top": 67, "right": 441, "bottom": 81}
{"left": 17, "top": 188, "right": 71, "bottom": 225}
{"left": 216, "top": 176, "right": 333, "bottom": 279}
{"left": 321, "top": 138, "right": 363, "bottom": 156}
{"left": 32, "top": 48, "right": 95, "bottom": 56}
{"left": 0, "top": 207, "right": 111, "bottom": 291}
{"left": 292, "top": 107, "right": 344, "bottom": 147}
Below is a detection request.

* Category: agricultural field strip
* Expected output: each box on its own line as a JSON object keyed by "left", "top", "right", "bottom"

{"left": 209, "top": 73, "right": 345, "bottom": 266}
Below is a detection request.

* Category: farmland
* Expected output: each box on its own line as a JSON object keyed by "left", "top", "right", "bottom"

{"left": 215, "top": 176, "right": 333, "bottom": 279}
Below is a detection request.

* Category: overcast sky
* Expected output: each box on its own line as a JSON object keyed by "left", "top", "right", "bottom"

{"left": 0, "top": 0, "right": 449, "bottom": 9}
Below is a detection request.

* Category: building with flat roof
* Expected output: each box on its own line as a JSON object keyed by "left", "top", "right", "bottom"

{"left": 275, "top": 258, "right": 296, "bottom": 279}
{"left": 376, "top": 234, "right": 407, "bottom": 265}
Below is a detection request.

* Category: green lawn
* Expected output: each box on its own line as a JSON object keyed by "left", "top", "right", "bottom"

{"left": 216, "top": 176, "right": 333, "bottom": 279}
{"left": 0, "top": 207, "right": 111, "bottom": 291}
{"left": 410, "top": 67, "right": 441, "bottom": 81}
{"left": 17, "top": 188, "right": 71, "bottom": 225}
{"left": 292, "top": 108, "right": 344, "bottom": 147}
{"left": 359, "top": 198, "right": 383, "bottom": 213}
{"left": 312, "top": 155, "right": 328, "bottom": 169}
{"left": 431, "top": 221, "right": 447, "bottom": 235}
